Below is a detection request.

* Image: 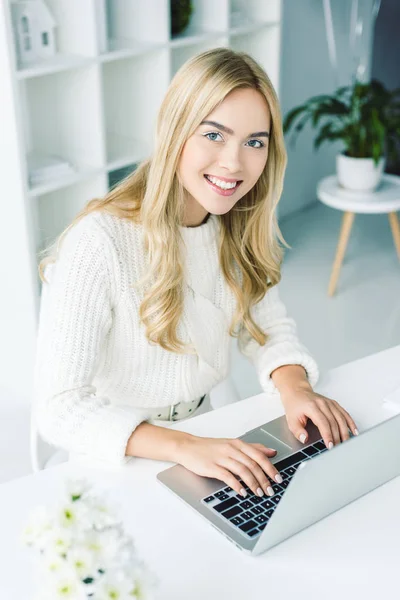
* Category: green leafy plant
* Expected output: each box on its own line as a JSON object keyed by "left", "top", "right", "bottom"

{"left": 171, "top": 0, "right": 193, "bottom": 36}
{"left": 283, "top": 79, "right": 400, "bottom": 166}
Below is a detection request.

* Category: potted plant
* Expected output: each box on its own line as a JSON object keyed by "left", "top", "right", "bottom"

{"left": 283, "top": 79, "right": 400, "bottom": 191}
{"left": 170, "top": 0, "right": 193, "bottom": 36}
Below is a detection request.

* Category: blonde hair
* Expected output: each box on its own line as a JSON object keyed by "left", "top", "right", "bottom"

{"left": 39, "top": 47, "right": 288, "bottom": 354}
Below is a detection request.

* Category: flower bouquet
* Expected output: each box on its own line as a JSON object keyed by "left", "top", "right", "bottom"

{"left": 21, "top": 478, "right": 159, "bottom": 599}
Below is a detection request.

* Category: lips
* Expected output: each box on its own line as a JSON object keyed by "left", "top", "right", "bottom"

{"left": 204, "top": 174, "right": 243, "bottom": 184}
{"left": 204, "top": 174, "right": 243, "bottom": 196}
{"left": 204, "top": 173, "right": 243, "bottom": 190}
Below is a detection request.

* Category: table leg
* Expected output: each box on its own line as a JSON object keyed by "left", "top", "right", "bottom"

{"left": 328, "top": 211, "right": 355, "bottom": 297}
{"left": 388, "top": 212, "right": 400, "bottom": 261}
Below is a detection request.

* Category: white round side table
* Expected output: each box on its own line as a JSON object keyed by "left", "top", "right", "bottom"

{"left": 317, "top": 174, "right": 400, "bottom": 296}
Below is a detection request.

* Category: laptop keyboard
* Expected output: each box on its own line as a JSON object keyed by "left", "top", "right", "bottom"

{"left": 201, "top": 439, "right": 329, "bottom": 540}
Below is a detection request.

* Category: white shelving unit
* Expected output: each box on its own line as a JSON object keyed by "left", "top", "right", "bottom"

{"left": 1, "top": 0, "right": 282, "bottom": 401}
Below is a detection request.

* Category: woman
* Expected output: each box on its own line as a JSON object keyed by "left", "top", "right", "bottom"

{"left": 34, "top": 48, "right": 358, "bottom": 500}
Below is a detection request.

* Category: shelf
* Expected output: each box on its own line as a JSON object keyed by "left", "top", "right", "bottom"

{"left": 19, "top": 65, "right": 106, "bottom": 192}
{"left": 171, "top": 37, "right": 229, "bottom": 77}
{"left": 229, "top": 20, "right": 280, "bottom": 37}
{"left": 3, "top": 0, "right": 283, "bottom": 359}
{"left": 170, "top": 24, "right": 227, "bottom": 49}
{"left": 106, "top": 133, "right": 151, "bottom": 172}
{"left": 104, "top": 0, "right": 169, "bottom": 48}
{"left": 100, "top": 39, "right": 166, "bottom": 63}
{"left": 28, "top": 166, "right": 104, "bottom": 198}
{"left": 102, "top": 50, "right": 168, "bottom": 169}
{"left": 229, "top": 24, "right": 281, "bottom": 95}
{"left": 15, "top": 54, "right": 95, "bottom": 80}
{"left": 35, "top": 174, "right": 108, "bottom": 255}
{"left": 230, "top": 0, "right": 281, "bottom": 24}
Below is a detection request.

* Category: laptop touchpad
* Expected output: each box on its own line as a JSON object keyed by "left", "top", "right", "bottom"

{"left": 240, "top": 429, "right": 293, "bottom": 459}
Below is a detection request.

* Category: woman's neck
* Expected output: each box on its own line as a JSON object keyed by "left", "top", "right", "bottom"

{"left": 182, "top": 195, "right": 210, "bottom": 227}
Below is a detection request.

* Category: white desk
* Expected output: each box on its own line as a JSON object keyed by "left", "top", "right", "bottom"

{"left": 2, "top": 345, "right": 400, "bottom": 600}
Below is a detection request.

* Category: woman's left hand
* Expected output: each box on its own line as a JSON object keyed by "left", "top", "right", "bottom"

{"left": 280, "top": 387, "right": 359, "bottom": 449}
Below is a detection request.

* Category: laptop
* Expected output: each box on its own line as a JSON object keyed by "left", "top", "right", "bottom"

{"left": 157, "top": 411, "right": 400, "bottom": 555}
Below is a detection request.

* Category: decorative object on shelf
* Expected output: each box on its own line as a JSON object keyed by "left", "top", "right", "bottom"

{"left": 10, "top": 0, "right": 57, "bottom": 69}
{"left": 283, "top": 79, "right": 400, "bottom": 192}
{"left": 108, "top": 164, "right": 137, "bottom": 191}
{"left": 170, "top": 0, "right": 193, "bottom": 36}
{"left": 21, "top": 478, "right": 158, "bottom": 599}
{"left": 27, "top": 152, "right": 76, "bottom": 188}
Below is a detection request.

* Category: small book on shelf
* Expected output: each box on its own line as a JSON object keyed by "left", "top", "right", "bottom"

{"left": 27, "top": 152, "right": 75, "bottom": 186}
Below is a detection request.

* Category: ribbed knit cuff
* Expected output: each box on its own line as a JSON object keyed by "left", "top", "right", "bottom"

{"left": 39, "top": 404, "right": 152, "bottom": 468}
{"left": 82, "top": 406, "right": 152, "bottom": 466}
{"left": 254, "top": 341, "right": 320, "bottom": 398}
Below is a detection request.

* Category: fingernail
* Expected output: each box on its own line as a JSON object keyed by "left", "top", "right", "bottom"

{"left": 257, "top": 487, "right": 264, "bottom": 497}
{"left": 354, "top": 428, "right": 359, "bottom": 436}
{"left": 328, "top": 442, "right": 334, "bottom": 450}
{"left": 267, "top": 486, "right": 274, "bottom": 497}
{"left": 275, "top": 474, "right": 283, "bottom": 484}
{"left": 240, "top": 488, "right": 247, "bottom": 498}
{"left": 299, "top": 433, "right": 307, "bottom": 444}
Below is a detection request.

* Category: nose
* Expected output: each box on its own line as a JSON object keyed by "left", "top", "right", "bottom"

{"left": 217, "top": 142, "right": 243, "bottom": 174}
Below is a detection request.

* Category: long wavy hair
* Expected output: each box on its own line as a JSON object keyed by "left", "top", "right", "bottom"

{"left": 38, "top": 47, "right": 288, "bottom": 355}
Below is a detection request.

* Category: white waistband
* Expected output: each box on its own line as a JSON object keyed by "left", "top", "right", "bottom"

{"left": 145, "top": 395, "right": 207, "bottom": 422}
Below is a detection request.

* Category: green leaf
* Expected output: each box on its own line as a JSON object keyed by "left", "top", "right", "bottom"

{"left": 281, "top": 78, "right": 400, "bottom": 157}
{"left": 283, "top": 104, "right": 307, "bottom": 133}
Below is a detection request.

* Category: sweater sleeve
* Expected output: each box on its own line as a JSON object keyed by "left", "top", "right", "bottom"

{"left": 238, "top": 284, "right": 319, "bottom": 397}
{"left": 33, "top": 216, "right": 151, "bottom": 467}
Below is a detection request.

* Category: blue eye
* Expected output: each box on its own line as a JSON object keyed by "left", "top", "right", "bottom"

{"left": 204, "top": 132, "right": 223, "bottom": 142}
{"left": 247, "top": 139, "right": 265, "bottom": 149}
{"left": 203, "top": 132, "right": 265, "bottom": 148}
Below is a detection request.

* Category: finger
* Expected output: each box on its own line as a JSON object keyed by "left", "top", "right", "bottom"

{"left": 329, "top": 403, "right": 351, "bottom": 442}
{"left": 213, "top": 466, "right": 247, "bottom": 497}
{"left": 302, "top": 405, "right": 334, "bottom": 449}
{"left": 318, "top": 403, "right": 341, "bottom": 445}
{"left": 237, "top": 441, "right": 281, "bottom": 488}
{"left": 248, "top": 443, "right": 278, "bottom": 457}
{"left": 285, "top": 414, "right": 310, "bottom": 445}
{"left": 335, "top": 403, "right": 359, "bottom": 436}
{"left": 241, "top": 443, "right": 280, "bottom": 480}
{"left": 220, "top": 456, "right": 268, "bottom": 498}
{"left": 230, "top": 449, "right": 275, "bottom": 497}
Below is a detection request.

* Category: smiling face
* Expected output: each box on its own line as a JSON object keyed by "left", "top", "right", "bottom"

{"left": 177, "top": 87, "right": 271, "bottom": 226}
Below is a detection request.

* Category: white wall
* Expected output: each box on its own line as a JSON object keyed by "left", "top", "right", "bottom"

{"left": 0, "top": 6, "right": 39, "bottom": 407}
{"left": 278, "top": 0, "right": 377, "bottom": 219}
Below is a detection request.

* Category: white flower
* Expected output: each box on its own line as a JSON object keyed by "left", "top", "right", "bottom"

{"left": 64, "top": 478, "right": 92, "bottom": 502}
{"left": 85, "top": 526, "right": 130, "bottom": 569}
{"left": 84, "top": 494, "right": 122, "bottom": 530}
{"left": 23, "top": 477, "right": 158, "bottom": 600}
{"left": 38, "top": 551, "right": 68, "bottom": 576}
{"left": 126, "top": 563, "right": 159, "bottom": 600}
{"left": 55, "top": 499, "right": 92, "bottom": 532}
{"left": 65, "top": 543, "right": 98, "bottom": 580}
{"left": 39, "top": 525, "right": 74, "bottom": 556}
{"left": 35, "top": 563, "right": 87, "bottom": 600}
{"left": 94, "top": 570, "right": 133, "bottom": 599}
{"left": 20, "top": 505, "right": 53, "bottom": 548}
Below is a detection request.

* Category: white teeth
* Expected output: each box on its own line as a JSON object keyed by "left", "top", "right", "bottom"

{"left": 205, "top": 175, "right": 239, "bottom": 190}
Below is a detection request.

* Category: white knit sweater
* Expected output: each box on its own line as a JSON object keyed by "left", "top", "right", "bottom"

{"left": 33, "top": 211, "right": 319, "bottom": 467}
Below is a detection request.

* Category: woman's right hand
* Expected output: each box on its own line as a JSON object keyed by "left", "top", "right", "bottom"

{"left": 178, "top": 435, "right": 282, "bottom": 498}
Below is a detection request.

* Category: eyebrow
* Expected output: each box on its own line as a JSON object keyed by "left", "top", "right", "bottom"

{"left": 200, "top": 120, "right": 270, "bottom": 138}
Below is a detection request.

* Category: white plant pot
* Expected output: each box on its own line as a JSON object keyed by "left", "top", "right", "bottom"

{"left": 336, "top": 152, "right": 385, "bottom": 192}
